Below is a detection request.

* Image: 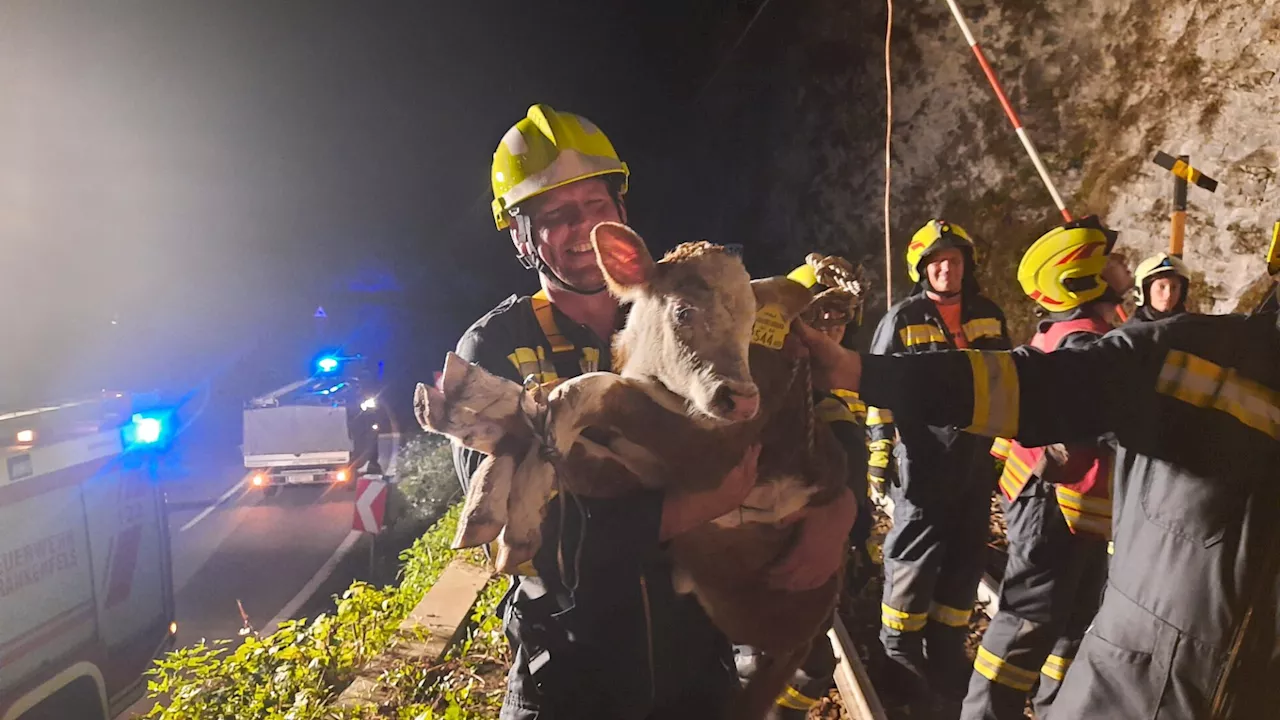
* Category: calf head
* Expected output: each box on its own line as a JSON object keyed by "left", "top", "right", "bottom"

{"left": 591, "top": 222, "right": 811, "bottom": 425}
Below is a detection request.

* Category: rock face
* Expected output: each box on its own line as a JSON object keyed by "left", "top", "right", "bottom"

{"left": 687, "top": 0, "right": 1280, "bottom": 339}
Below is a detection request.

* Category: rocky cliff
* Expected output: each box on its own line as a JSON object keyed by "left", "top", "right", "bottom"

{"left": 685, "top": 0, "right": 1280, "bottom": 340}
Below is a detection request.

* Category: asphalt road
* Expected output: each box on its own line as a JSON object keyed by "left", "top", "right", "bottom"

{"left": 120, "top": 434, "right": 400, "bottom": 717}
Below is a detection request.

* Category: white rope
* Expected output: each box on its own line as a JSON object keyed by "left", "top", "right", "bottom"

{"left": 883, "top": 0, "right": 894, "bottom": 310}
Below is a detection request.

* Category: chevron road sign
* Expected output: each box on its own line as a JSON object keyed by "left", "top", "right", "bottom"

{"left": 353, "top": 478, "right": 387, "bottom": 534}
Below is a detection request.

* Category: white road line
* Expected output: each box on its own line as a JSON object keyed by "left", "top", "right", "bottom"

{"left": 180, "top": 478, "right": 248, "bottom": 533}
{"left": 262, "top": 529, "right": 363, "bottom": 635}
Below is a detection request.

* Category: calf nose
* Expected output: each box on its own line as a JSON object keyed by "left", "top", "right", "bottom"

{"left": 714, "top": 384, "right": 761, "bottom": 422}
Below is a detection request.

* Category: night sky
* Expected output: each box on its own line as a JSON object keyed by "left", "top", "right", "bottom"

{"left": 1, "top": 1, "right": 771, "bottom": 413}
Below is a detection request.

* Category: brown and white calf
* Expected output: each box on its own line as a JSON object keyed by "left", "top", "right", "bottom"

{"left": 416, "top": 222, "right": 850, "bottom": 720}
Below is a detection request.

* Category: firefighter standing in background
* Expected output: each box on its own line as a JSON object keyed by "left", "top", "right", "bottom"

{"left": 867, "top": 221, "right": 1012, "bottom": 704}
{"left": 1130, "top": 252, "right": 1192, "bottom": 324}
{"left": 964, "top": 217, "right": 1123, "bottom": 720}
{"left": 798, "top": 216, "right": 1280, "bottom": 719}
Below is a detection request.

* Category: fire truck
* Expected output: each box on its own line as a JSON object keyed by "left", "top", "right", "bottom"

{"left": 0, "top": 393, "right": 176, "bottom": 720}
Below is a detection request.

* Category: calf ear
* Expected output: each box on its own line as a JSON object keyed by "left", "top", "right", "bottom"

{"left": 751, "top": 276, "right": 814, "bottom": 322}
{"left": 592, "top": 222, "right": 656, "bottom": 297}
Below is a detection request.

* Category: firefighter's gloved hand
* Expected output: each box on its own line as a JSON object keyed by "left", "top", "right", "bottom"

{"left": 767, "top": 488, "right": 856, "bottom": 592}
{"left": 795, "top": 321, "right": 862, "bottom": 392}
{"left": 868, "top": 440, "right": 897, "bottom": 490}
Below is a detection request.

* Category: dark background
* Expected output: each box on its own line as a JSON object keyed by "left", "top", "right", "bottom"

{"left": 2, "top": 0, "right": 820, "bottom": 425}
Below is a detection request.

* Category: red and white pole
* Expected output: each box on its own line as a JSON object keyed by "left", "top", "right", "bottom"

{"left": 943, "top": 0, "right": 1073, "bottom": 223}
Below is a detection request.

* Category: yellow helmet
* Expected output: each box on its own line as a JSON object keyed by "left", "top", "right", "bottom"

{"left": 490, "top": 104, "right": 630, "bottom": 231}
{"left": 1133, "top": 253, "right": 1190, "bottom": 306}
{"left": 1018, "top": 216, "right": 1118, "bottom": 311}
{"left": 906, "top": 220, "right": 976, "bottom": 284}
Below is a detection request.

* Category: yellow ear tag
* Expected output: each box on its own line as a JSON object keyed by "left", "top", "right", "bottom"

{"left": 751, "top": 304, "right": 789, "bottom": 350}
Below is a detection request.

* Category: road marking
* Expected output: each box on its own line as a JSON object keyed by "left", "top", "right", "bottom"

{"left": 179, "top": 478, "right": 247, "bottom": 533}
{"left": 262, "top": 530, "right": 362, "bottom": 635}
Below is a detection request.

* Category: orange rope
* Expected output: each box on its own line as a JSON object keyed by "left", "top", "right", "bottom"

{"left": 883, "top": 0, "right": 894, "bottom": 310}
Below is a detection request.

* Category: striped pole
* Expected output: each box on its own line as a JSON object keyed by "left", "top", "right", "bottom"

{"left": 942, "top": 0, "right": 1073, "bottom": 223}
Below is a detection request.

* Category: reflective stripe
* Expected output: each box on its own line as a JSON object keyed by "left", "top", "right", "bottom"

{"left": 867, "top": 407, "right": 894, "bottom": 426}
{"left": 817, "top": 397, "right": 859, "bottom": 425}
{"left": 531, "top": 290, "right": 574, "bottom": 353}
{"left": 929, "top": 602, "right": 970, "bottom": 627}
{"left": 1057, "top": 478, "right": 1112, "bottom": 539}
{"left": 997, "top": 452, "right": 1034, "bottom": 500}
{"left": 963, "top": 317, "right": 1004, "bottom": 341}
{"left": 776, "top": 685, "right": 820, "bottom": 710}
{"left": 507, "top": 346, "right": 560, "bottom": 386}
{"left": 833, "top": 389, "right": 867, "bottom": 421}
{"left": 882, "top": 603, "right": 927, "bottom": 632}
{"left": 963, "top": 351, "right": 1020, "bottom": 437}
{"left": 974, "top": 646, "right": 1038, "bottom": 692}
{"left": 580, "top": 346, "right": 601, "bottom": 374}
{"left": 1156, "top": 349, "right": 1280, "bottom": 440}
{"left": 899, "top": 323, "right": 948, "bottom": 347}
{"left": 1040, "top": 654, "right": 1072, "bottom": 682}
{"left": 990, "top": 437, "right": 1013, "bottom": 460}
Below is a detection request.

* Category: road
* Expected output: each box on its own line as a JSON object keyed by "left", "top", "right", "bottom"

{"left": 121, "top": 434, "right": 400, "bottom": 717}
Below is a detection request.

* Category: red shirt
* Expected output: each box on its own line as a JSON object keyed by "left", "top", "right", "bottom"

{"left": 933, "top": 297, "right": 969, "bottom": 348}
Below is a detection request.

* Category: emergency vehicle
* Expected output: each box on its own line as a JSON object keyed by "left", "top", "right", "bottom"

{"left": 0, "top": 393, "right": 176, "bottom": 720}
{"left": 242, "top": 354, "right": 382, "bottom": 494}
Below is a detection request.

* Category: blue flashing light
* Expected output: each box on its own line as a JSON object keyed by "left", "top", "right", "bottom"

{"left": 123, "top": 410, "right": 172, "bottom": 449}
{"left": 132, "top": 414, "right": 164, "bottom": 444}
{"left": 317, "top": 356, "right": 340, "bottom": 373}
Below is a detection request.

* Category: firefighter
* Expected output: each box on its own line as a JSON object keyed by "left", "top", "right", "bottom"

{"left": 867, "top": 220, "right": 1012, "bottom": 703}
{"left": 453, "top": 104, "right": 850, "bottom": 720}
{"left": 1130, "top": 252, "right": 1192, "bottom": 323}
{"left": 798, "top": 216, "right": 1280, "bottom": 719}
{"left": 962, "top": 217, "right": 1120, "bottom": 720}
{"left": 736, "top": 255, "right": 871, "bottom": 720}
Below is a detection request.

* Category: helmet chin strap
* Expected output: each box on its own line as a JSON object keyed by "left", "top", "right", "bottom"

{"left": 512, "top": 211, "right": 607, "bottom": 296}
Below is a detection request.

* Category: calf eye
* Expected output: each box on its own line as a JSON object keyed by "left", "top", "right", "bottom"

{"left": 674, "top": 305, "right": 695, "bottom": 325}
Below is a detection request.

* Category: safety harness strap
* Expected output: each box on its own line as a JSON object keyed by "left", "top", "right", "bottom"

{"left": 531, "top": 290, "right": 575, "bottom": 353}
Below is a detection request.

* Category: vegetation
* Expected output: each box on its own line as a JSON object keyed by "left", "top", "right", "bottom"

{"left": 140, "top": 503, "right": 506, "bottom": 720}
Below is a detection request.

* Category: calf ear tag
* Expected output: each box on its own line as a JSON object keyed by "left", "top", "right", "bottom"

{"left": 751, "top": 304, "right": 789, "bottom": 350}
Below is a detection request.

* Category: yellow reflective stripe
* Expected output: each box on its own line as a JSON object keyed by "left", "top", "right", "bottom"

{"left": 531, "top": 290, "right": 575, "bottom": 353}
{"left": 833, "top": 389, "right": 867, "bottom": 420}
{"left": 990, "top": 437, "right": 1013, "bottom": 460}
{"left": 963, "top": 351, "right": 1020, "bottom": 437}
{"left": 1040, "top": 654, "right": 1072, "bottom": 682}
{"left": 963, "top": 317, "right": 1004, "bottom": 341}
{"left": 1107, "top": 541, "right": 1115, "bottom": 555}
{"left": 817, "top": 397, "right": 859, "bottom": 424}
{"left": 1156, "top": 350, "right": 1280, "bottom": 440}
{"left": 974, "top": 646, "right": 1038, "bottom": 692}
{"left": 1055, "top": 487, "right": 1111, "bottom": 516}
{"left": 929, "top": 602, "right": 970, "bottom": 628}
{"left": 507, "top": 346, "right": 560, "bottom": 386}
{"left": 881, "top": 603, "right": 927, "bottom": 632}
{"left": 867, "top": 407, "right": 894, "bottom": 426}
{"left": 899, "top": 323, "right": 948, "bottom": 347}
{"left": 1057, "top": 507, "right": 1112, "bottom": 538}
{"left": 998, "top": 451, "right": 1033, "bottom": 498}
{"left": 580, "top": 346, "right": 601, "bottom": 374}
{"left": 776, "top": 685, "right": 820, "bottom": 710}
